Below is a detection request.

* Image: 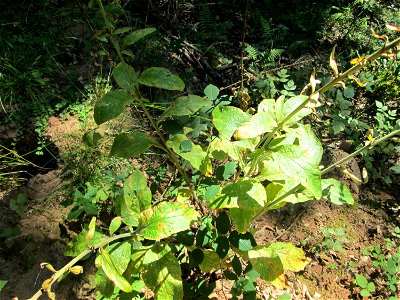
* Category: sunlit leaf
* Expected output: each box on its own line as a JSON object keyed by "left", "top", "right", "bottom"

{"left": 86, "top": 217, "right": 96, "bottom": 246}
{"left": 321, "top": 178, "right": 354, "bottom": 205}
{"left": 109, "top": 217, "right": 123, "bottom": 235}
{"left": 167, "top": 134, "right": 212, "bottom": 176}
{"left": 100, "top": 248, "right": 133, "bottom": 293}
{"left": 212, "top": 106, "right": 250, "bottom": 140}
{"left": 371, "top": 28, "right": 388, "bottom": 41}
{"left": 139, "top": 67, "right": 185, "bottom": 91}
{"left": 94, "top": 90, "right": 133, "bottom": 124}
{"left": 234, "top": 112, "right": 277, "bottom": 140}
{"left": 65, "top": 230, "right": 106, "bottom": 256}
{"left": 329, "top": 45, "right": 339, "bottom": 77}
{"left": 350, "top": 54, "right": 366, "bottom": 65}
{"left": 199, "top": 249, "right": 220, "bottom": 273}
{"left": 142, "top": 243, "right": 183, "bottom": 299}
{"left": 140, "top": 202, "right": 199, "bottom": 240}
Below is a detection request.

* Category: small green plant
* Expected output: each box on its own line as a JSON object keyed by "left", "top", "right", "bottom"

{"left": 313, "top": 226, "right": 349, "bottom": 254}
{"left": 354, "top": 273, "right": 376, "bottom": 298}
{"left": 9, "top": 192, "right": 28, "bottom": 215}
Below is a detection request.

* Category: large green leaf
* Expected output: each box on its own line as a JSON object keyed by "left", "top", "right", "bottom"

{"left": 249, "top": 243, "right": 309, "bottom": 282}
{"left": 234, "top": 112, "right": 277, "bottom": 140}
{"left": 208, "top": 179, "right": 266, "bottom": 210}
{"left": 64, "top": 229, "right": 106, "bottom": 256}
{"left": 159, "top": 95, "right": 211, "bottom": 120}
{"left": 110, "top": 132, "right": 158, "bottom": 158}
{"left": 100, "top": 248, "right": 133, "bottom": 293}
{"left": 208, "top": 137, "right": 259, "bottom": 161}
{"left": 275, "top": 95, "right": 311, "bottom": 126}
{"left": 142, "top": 244, "right": 183, "bottom": 300}
{"left": 116, "top": 170, "right": 152, "bottom": 226}
{"left": 248, "top": 246, "right": 283, "bottom": 282}
{"left": 322, "top": 178, "right": 354, "bottom": 205}
{"left": 139, "top": 67, "right": 185, "bottom": 91}
{"left": 113, "top": 62, "right": 138, "bottom": 93}
{"left": 140, "top": 202, "right": 199, "bottom": 240}
{"left": 94, "top": 90, "right": 133, "bottom": 125}
{"left": 212, "top": 106, "right": 250, "bottom": 140}
{"left": 272, "top": 145, "right": 322, "bottom": 199}
{"left": 230, "top": 207, "right": 263, "bottom": 233}
{"left": 167, "top": 134, "right": 212, "bottom": 176}
{"left": 123, "top": 28, "right": 156, "bottom": 47}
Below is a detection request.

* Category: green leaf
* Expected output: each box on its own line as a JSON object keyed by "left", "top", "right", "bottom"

{"left": 167, "top": 134, "right": 212, "bottom": 176}
{"left": 248, "top": 247, "right": 283, "bottom": 282}
{"left": 234, "top": 112, "right": 277, "bottom": 140}
{"left": 272, "top": 145, "right": 322, "bottom": 199}
{"left": 142, "top": 243, "right": 183, "bottom": 300}
{"left": 123, "top": 28, "right": 156, "bottom": 47}
{"left": 95, "top": 268, "right": 116, "bottom": 298}
{"left": 355, "top": 274, "right": 368, "bottom": 289}
{"left": 83, "top": 129, "right": 102, "bottom": 147}
{"left": 278, "top": 293, "right": 291, "bottom": 300}
{"left": 0, "top": 280, "right": 7, "bottom": 292}
{"left": 277, "top": 95, "right": 312, "bottom": 125}
{"left": 216, "top": 161, "right": 237, "bottom": 181}
{"left": 113, "top": 26, "right": 133, "bottom": 35}
{"left": 110, "top": 132, "right": 158, "bottom": 158}
{"left": 367, "top": 281, "right": 375, "bottom": 292}
{"left": 94, "top": 90, "right": 133, "bottom": 125}
{"left": 140, "top": 202, "right": 199, "bottom": 240}
{"left": 189, "top": 248, "right": 204, "bottom": 268}
{"left": 199, "top": 250, "right": 220, "bottom": 273}
{"left": 100, "top": 247, "right": 133, "bottom": 293}
{"left": 232, "top": 255, "right": 242, "bottom": 275}
{"left": 343, "top": 85, "right": 355, "bottom": 98}
{"left": 249, "top": 243, "right": 309, "bottom": 282}
{"left": 229, "top": 231, "right": 257, "bottom": 252}
{"left": 360, "top": 289, "right": 371, "bottom": 297}
{"left": 212, "top": 106, "right": 250, "bottom": 140}
{"left": 390, "top": 164, "right": 400, "bottom": 174}
{"left": 216, "top": 211, "right": 231, "bottom": 234}
{"left": 160, "top": 95, "right": 211, "bottom": 120}
{"left": 204, "top": 84, "right": 219, "bottom": 100}
{"left": 109, "top": 217, "right": 123, "bottom": 235}
{"left": 179, "top": 140, "right": 192, "bottom": 152}
{"left": 214, "top": 236, "right": 230, "bottom": 258}
{"left": 116, "top": 170, "right": 152, "bottom": 227}
{"left": 322, "top": 179, "right": 354, "bottom": 205}
{"left": 139, "top": 67, "right": 185, "bottom": 91}
{"left": 64, "top": 229, "right": 106, "bottom": 256}
{"left": 113, "top": 62, "right": 138, "bottom": 93}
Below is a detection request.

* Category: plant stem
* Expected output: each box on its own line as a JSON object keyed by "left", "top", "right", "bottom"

{"left": 135, "top": 97, "right": 204, "bottom": 213}
{"left": 321, "top": 129, "right": 400, "bottom": 175}
{"left": 246, "top": 37, "right": 400, "bottom": 177}
{"left": 28, "top": 232, "right": 133, "bottom": 300}
{"left": 96, "top": 0, "right": 125, "bottom": 62}
{"left": 253, "top": 128, "right": 400, "bottom": 220}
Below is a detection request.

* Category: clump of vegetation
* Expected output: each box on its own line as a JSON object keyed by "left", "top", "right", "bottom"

{"left": 0, "top": 1, "right": 399, "bottom": 299}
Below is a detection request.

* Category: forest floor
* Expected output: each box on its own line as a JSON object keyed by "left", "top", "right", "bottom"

{"left": 0, "top": 115, "right": 399, "bottom": 300}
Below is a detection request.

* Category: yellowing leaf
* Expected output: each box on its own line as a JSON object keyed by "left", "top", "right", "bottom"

{"left": 233, "top": 112, "right": 277, "bottom": 140}
{"left": 329, "top": 45, "right": 339, "bottom": 77}
{"left": 86, "top": 217, "right": 96, "bottom": 246}
{"left": 348, "top": 75, "right": 367, "bottom": 87}
{"left": 100, "top": 248, "right": 133, "bottom": 293}
{"left": 371, "top": 28, "right": 388, "bottom": 41}
{"left": 350, "top": 54, "right": 366, "bottom": 65}
{"left": 309, "top": 69, "right": 320, "bottom": 94}
{"left": 69, "top": 265, "right": 83, "bottom": 275}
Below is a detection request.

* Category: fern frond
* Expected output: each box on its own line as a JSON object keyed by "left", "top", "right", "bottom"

{"left": 198, "top": 4, "right": 213, "bottom": 32}
{"left": 245, "top": 44, "right": 259, "bottom": 61}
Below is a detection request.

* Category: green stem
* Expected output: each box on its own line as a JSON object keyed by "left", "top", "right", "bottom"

{"left": 321, "top": 129, "right": 400, "bottom": 176}
{"left": 135, "top": 97, "right": 204, "bottom": 213}
{"left": 246, "top": 37, "right": 400, "bottom": 177}
{"left": 96, "top": 0, "right": 125, "bottom": 62}
{"left": 253, "top": 128, "right": 400, "bottom": 221}
{"left": 28, "top": 232, "right": 133, "bottom": 300}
